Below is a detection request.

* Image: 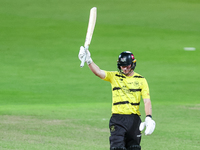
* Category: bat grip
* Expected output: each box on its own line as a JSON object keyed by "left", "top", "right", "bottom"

{"left": 80, "top": 46, "right": 89, "bottom": 68}
{"left": 80, "top": 55, "right": 86, "bottom": 67}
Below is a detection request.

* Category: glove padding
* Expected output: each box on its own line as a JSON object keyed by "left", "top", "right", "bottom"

{"left": 78, "top": 46, "right": 93, "bottom": 65}
{"left": 139, "top": 116, "right": 156, "bottom": 135}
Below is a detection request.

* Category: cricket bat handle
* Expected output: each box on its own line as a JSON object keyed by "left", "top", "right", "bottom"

{"left": 80, "top": 46, "right": 89, "bottom": 68}
{"left": 80, "top": 55, "right": 86, "bottom": 67}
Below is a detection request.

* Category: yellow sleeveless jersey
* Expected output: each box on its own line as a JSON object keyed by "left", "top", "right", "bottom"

{"left": 103, "top": 71, "right": 150, "bottom": 115}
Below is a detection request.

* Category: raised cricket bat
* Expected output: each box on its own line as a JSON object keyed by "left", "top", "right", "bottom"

{"left": 80, "top": 7, "right": 97, "bottom": 67}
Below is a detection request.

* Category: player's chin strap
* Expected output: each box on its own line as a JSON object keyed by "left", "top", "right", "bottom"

{"left": 118, "top": 69, "right": 133, "bottom": 77}
{"left": 122, "top": 69, "right": 133, "bottom": 76}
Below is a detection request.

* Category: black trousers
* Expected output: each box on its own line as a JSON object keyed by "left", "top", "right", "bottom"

{"left": 109, "top": 114, "right": 141, "bottom": 149}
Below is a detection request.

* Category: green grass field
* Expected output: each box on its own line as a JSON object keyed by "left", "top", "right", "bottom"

{"left": 0, "top": 0, "right": 200, "bottom": 149}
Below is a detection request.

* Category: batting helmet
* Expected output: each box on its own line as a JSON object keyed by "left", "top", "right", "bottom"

{"left": 117, "top": 51, "right": 136, "bottom": 73}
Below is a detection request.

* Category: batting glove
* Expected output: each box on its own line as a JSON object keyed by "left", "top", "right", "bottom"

{"left": 78, "top": 46, "right": 93, "bottom": 65}
{"left": 139, "top": 116, "right": 156, "bottom": 135}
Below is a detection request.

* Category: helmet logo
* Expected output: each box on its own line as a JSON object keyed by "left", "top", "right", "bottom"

{"left": 121, "top": 57, "right": 126, "bottom": 62}
{"left": 131, "top": 54, "right": 134, "bottom": 60}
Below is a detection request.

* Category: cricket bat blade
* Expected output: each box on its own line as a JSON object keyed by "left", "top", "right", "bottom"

{"left": 80, "top": 7, "right": 97, "bottom": 68}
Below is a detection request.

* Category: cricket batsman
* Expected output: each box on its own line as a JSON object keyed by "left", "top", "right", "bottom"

{"left": 78, "top": 47, "right": 156, "bottom": 150}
